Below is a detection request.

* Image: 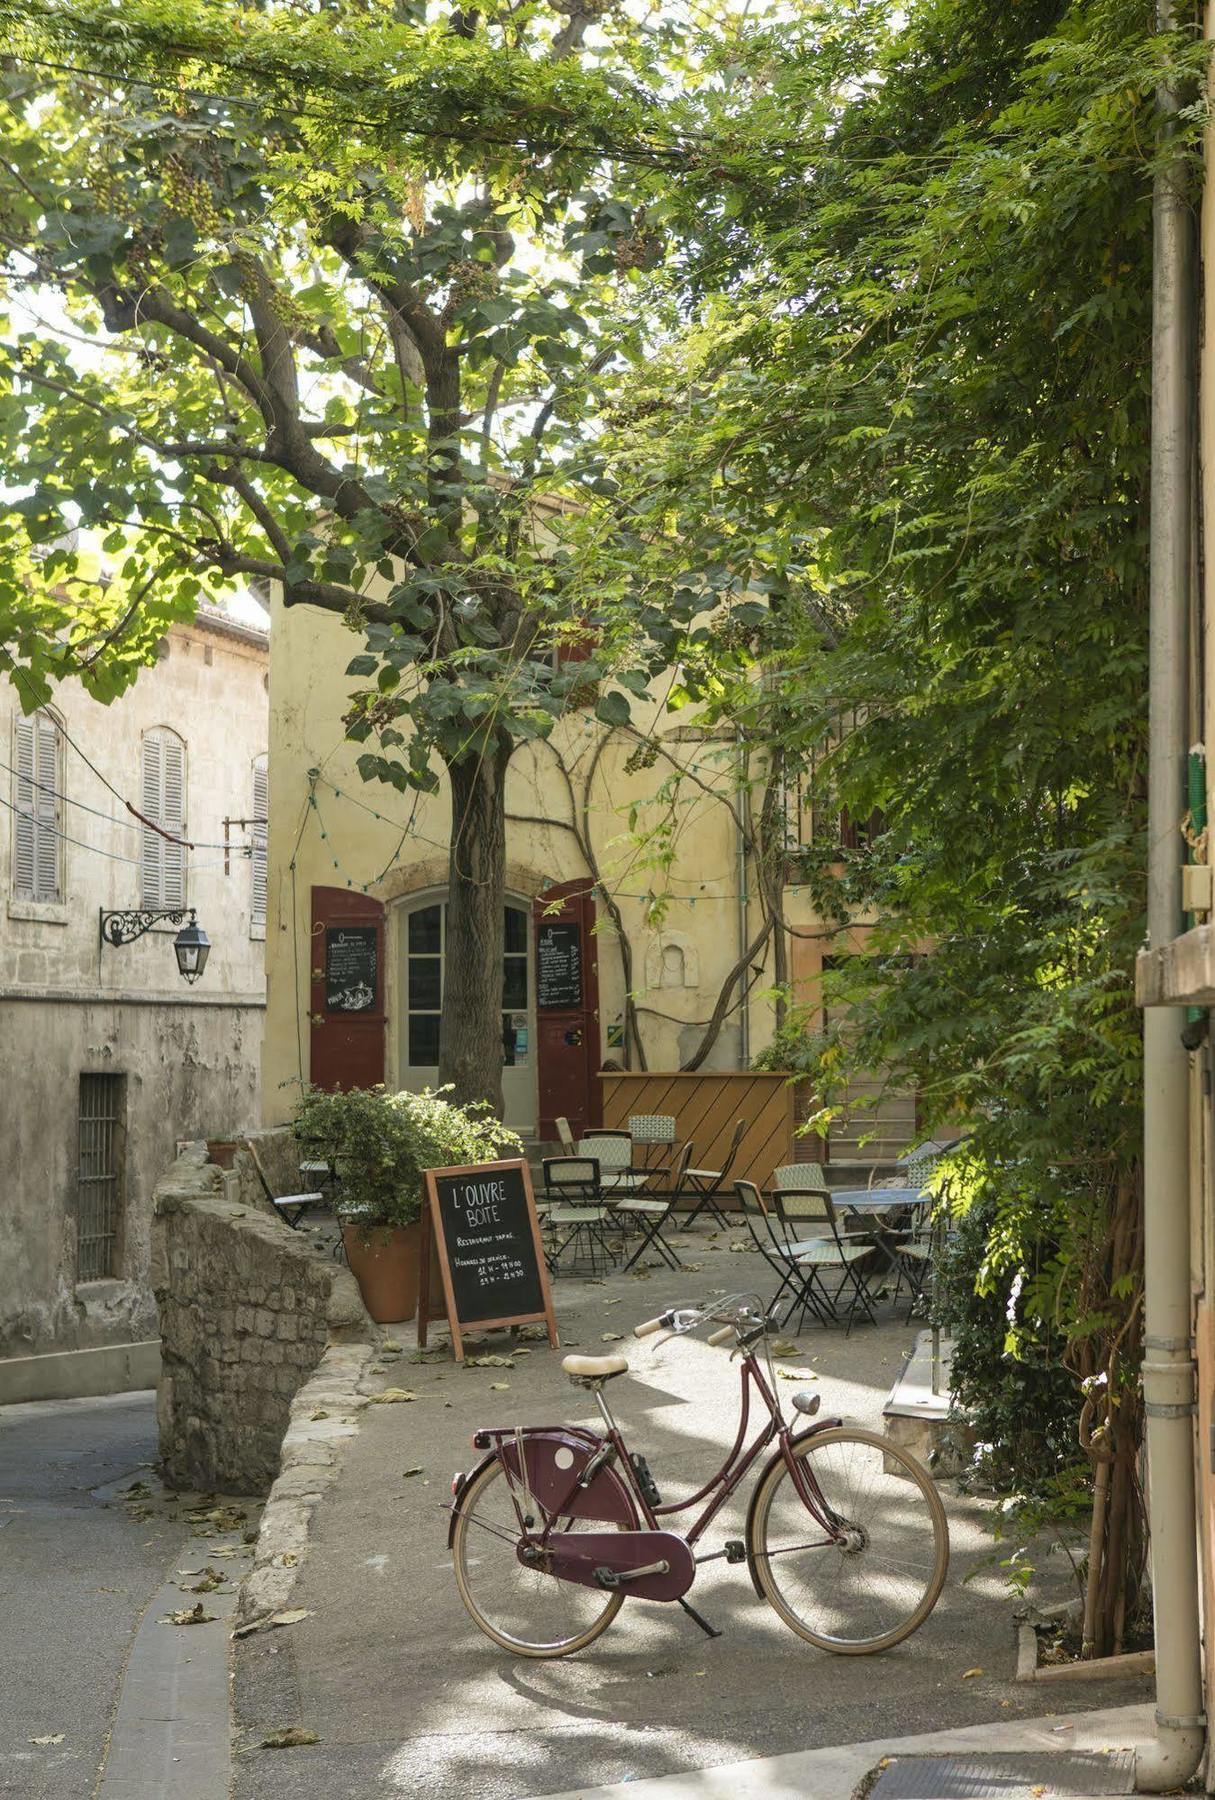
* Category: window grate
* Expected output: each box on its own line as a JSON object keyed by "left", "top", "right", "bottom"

{"left": 77, "top": 1073, "right": 125, "bottom": 1281}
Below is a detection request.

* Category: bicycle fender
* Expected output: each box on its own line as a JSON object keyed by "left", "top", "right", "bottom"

{"left": 449, "top": 1428, "right": 641, "bottom": 1548}
{"left": 743, "top": 1419, "right": 843, "bottom": 1598}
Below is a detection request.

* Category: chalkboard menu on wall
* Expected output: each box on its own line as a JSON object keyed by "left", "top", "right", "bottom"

{"left": 418, "top": 1160, "right": 558, "bottom": 1361}
{"left": 537, "top": 922, "right": 582, "bottom": 1009}
{"left": 325, "top": 926, "right": 379, "bottom": 1012}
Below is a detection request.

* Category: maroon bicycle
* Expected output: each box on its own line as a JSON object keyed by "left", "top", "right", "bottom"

{"left": 447, "top": 1296, "right": 949, "bottom": 1658}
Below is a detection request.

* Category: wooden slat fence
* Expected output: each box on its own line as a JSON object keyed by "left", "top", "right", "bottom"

{"left": 599, "top": 1071, "right": 817, "bottom": 1201}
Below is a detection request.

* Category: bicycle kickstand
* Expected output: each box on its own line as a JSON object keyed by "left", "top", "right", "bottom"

{"left": 677, "top": 1596, "right": 722, "bottom": 1640}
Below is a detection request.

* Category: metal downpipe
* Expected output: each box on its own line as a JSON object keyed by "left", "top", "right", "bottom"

{"left": 1135, "top": 3, "right": 1204, "bottom": 1786}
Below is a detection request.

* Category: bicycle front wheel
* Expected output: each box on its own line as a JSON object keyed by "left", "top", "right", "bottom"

{"left": 452, "top": 1457, "right": 626, "bottom": 1658}
{"left": 750, "top": 1426, "right": 948, "bottom": 1653}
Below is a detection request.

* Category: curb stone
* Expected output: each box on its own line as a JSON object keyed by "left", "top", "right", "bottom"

{"left": 235, "top": 1330, "right": 383, "bottom": 1633}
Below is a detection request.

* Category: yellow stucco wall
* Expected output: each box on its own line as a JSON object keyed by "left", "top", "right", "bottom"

{"left": 262, "top": 590, "right": 822, "bottom": 1127}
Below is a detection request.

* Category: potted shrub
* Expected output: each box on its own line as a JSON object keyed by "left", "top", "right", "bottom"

{"left": 291, "top": 1086, "right": 520, "bottom": 1323}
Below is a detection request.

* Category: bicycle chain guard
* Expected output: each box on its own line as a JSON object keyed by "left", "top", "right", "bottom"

{"left": 522, "top": 1528, "right": 696, "bottom": 1602}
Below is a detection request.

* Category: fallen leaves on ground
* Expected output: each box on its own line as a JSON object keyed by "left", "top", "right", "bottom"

{"left": 728, "top": 1242, "right": 749, "bottom": 1253}
{"left": 489, "top": 1382, "right": 510, "bottom": 1391}
{"left": 29, "top": 1734, "right": 64, "bottom": 1747}
{"left": 268, "top": 1608, "right": 313, "bottom": 1628}
{"left": 600, "top": 1332, "right": 623, "bottom": 1342}
{"left": 961, "top": 1667, "right": 983, "bottom": 1680}
{"left": 465, "top": 1354, "right": 515, "bottom": 1368}
{"left": 402, "top": 1467, "right": 424, "bottom": 1479}
{"left": 367, "top": 1388, "right": 418, "bottom": 1404}
{"left": 776, "top": 1368, "right": 818, "bottom": 1382}
{"left": 260, "top": 1727, "right": 320, "bottom": 1749}
{"left": 161, "top": 1602, "right": 216, "bottom": 1626}
{"left": 309, "top": 1409, "right": 330, "bottom": 1421}
{"left": 179, "top": 1568, "right": 226, "bottom": 1593}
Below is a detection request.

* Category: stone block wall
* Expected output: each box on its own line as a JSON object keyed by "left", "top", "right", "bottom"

{"left": 152, "top": 1145, "right": 371, "bottom": 1492}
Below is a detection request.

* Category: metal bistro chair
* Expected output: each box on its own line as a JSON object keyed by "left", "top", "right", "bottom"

{"left": 628, "top": 1112, "right": 677, "bottom": 1172}
{"left": 886, "top": 1145, "right": 948, "bottom": 1320}
{"left": 555, "top": 1116, "right": 577, "bottom": 1154}
{"left": 244, "top": 1138, "right": 327, "bottom": 1231}
{"left": 682, "top": 1118, "right": 748, "bottom": 1230}
{"left": 769, "top": 1180, "right": 878, "bottom": 1334}
{"left": 735, "top": 1179, "right": 831, "bottom": 1329}
{"left": 616, "top": 1140, "right": 694, "bottom": 1272}
{"left": 541, "top": 1156, "right": 615, "bottom": 1276}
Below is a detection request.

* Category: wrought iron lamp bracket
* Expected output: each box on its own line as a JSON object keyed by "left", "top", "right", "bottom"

{"left": 99, "top": 906, "right": 196, "bottom": 948}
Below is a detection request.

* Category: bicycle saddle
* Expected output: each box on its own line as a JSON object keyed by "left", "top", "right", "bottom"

{"left": 561, "top": 1353, "right": 629, "bottom": 1380}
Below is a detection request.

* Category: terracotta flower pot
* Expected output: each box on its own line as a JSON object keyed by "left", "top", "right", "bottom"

{"left": 341, "top": 1221, "right": 422, "bottom": 1324}
{"left": 207, "top": 1139, "right": 240, "bottom": 1169}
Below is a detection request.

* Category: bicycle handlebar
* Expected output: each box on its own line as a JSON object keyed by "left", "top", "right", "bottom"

{"left": 634, "top": 1313, "right": 671, "bottom": 1339}
{"left": 706, "top": 1324, "right": 734, "bottom": 1347}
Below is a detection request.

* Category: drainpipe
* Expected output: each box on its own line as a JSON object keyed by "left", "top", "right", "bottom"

{"left": 1135, "top": 2, "right": 1204, "bottom": 1787}
{"left": 737, "top": 738, "right": 750, "bottom": 1068}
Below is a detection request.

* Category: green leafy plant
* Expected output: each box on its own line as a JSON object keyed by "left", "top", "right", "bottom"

{"left": 292, "top": 1085, "right": 520, "bottom": 1232}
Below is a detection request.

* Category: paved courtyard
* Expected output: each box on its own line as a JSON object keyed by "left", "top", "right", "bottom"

{"left": 232, "top": 1233, "right": 1152, "bottom": 1800}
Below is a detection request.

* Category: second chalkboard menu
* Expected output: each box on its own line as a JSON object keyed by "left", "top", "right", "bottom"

{"left": 537, "top": 922, "right": 582, "bottom": 1009}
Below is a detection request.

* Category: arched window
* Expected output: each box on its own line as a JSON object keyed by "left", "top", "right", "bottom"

{"left": 12, "top": 708, "right": 63, "bottom": 901}
{"left": 140, "top": 728, "right": 187, "bottom": 909}
{"left": 250, "top": 754, "right": 268, "bottom": 935}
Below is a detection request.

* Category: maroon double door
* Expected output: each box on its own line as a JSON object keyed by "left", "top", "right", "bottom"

{"left": 309, "top": 880, "right": 600, "bottom": 1138}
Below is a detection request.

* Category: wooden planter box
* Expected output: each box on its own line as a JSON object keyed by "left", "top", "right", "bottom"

{"left": 598, "top": 1070, "right": 818, "bottom": 1199}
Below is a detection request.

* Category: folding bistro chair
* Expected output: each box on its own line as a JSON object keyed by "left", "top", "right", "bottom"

{"left": 627, "top": 1113, "right": 677, "bottom": 1172}
{"left": 541, "top": 1156, "right": 616, "bottom": 1276}
{"left": 888, "top": 1201, "right": 934, "bottom": 1320}
{"left": 734, "top": 1180, "right": 831, "bottom": 1328}
{"left": 244, "top": 1138, "right": 325, "bottom": 1231}
{"left": 682, "top": 1118, "right": 747, "bottom": 1230}
{"left": 616, "top": 1141, "right": 694, "bottom": 1272}
{"left": 885, "top": 1144, "right": 946, "bottom": 1320}
{"left": 770, "top": 1180, "right": 878, "bottom": 1334}
{"left": 555, "top": 1116, "right": 577, "bottom": 1154}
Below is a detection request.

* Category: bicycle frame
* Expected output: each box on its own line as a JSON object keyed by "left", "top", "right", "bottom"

{"left": 459, "top": 1336, "right": 844, "bottom": 1566}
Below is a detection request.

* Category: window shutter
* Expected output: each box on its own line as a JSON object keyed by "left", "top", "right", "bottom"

{"left": 251, "top": 756, "right": 268, "bottom": 928}
{"left": 13, "top": 715, "right": 36, "bottom": 897}
{"left": 161, "top": 734, "right": 186, "bottom": 908}
{"left": 140, "top": 733, "right": 163, "bottom": 907}
{"left": 34, "top": 712, "right": 60, "bottom": 900}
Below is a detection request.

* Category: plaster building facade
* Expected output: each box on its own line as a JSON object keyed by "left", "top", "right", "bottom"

{"left": 0, "top": 604, "right": 269, "bottom": 1401}
{"left": 261, "top": 592, "right": 916, "bottom": 1162}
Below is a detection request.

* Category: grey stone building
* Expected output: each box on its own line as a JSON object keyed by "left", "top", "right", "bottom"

{"left": 0, "top": 603, "right": 269, "bottom": 1400}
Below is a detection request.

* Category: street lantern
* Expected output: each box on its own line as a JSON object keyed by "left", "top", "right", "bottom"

{"left": 99, "top": 906, "right": 211, "bottom": 984}
{"left": 172, "top": 917, "right": 211, "bottom": 984}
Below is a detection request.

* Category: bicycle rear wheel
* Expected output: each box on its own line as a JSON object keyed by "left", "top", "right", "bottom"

{"left": 749, "top": 1426, "right": 948, "bottom": 1653}
{"left": 452, "top": 1457, "right": 626, "bottom": 1658}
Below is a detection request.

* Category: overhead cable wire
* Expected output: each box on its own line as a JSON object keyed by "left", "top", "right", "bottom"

{"left": 0, "top": 754, "right": 252, "bottom": 849}
{"left": 4, "top": 655, "right": 239, "bottom": 850}
{"left": 0, "top": 787, "right": 239, "bottom": 870}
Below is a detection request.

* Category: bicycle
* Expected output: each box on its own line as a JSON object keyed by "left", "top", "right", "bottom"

{"left": 447, "top": 1294, "right": 949, "bottom": 1658}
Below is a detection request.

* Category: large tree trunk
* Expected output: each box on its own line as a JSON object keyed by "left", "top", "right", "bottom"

{"left": 438, "top": 731, "right": 512, "bottom": 1113}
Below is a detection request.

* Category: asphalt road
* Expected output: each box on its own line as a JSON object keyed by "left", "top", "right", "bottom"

{"left": 0, "top": 1391, "right": 192, "bottom": 1799}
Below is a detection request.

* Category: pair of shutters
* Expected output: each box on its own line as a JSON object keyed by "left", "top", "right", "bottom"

{"left": 13, "top": 711, "right": 61, "bottom": 901}
{"left": 140, "top": 730, "right": 187, "bottom": 909}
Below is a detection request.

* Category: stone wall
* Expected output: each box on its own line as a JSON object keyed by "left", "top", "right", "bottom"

{"left": 153, "top": 1145, "right": 372, "bottom": 1492}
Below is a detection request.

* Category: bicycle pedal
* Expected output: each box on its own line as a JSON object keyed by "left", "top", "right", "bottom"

{"left": 722, "top": 1539, "right": 746, "bottom": 1565}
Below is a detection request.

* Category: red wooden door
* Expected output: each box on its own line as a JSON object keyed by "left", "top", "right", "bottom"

{"left": 310, "top": 887, "right": 386, "bottom": 1092}
{"left": 534, "top": 882, "right": 600, "bottom": 1140}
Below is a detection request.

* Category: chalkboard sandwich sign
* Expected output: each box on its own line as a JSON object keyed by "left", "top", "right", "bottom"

{"left": 418, "top": 1159, "right": 558, "bottom": 1362}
